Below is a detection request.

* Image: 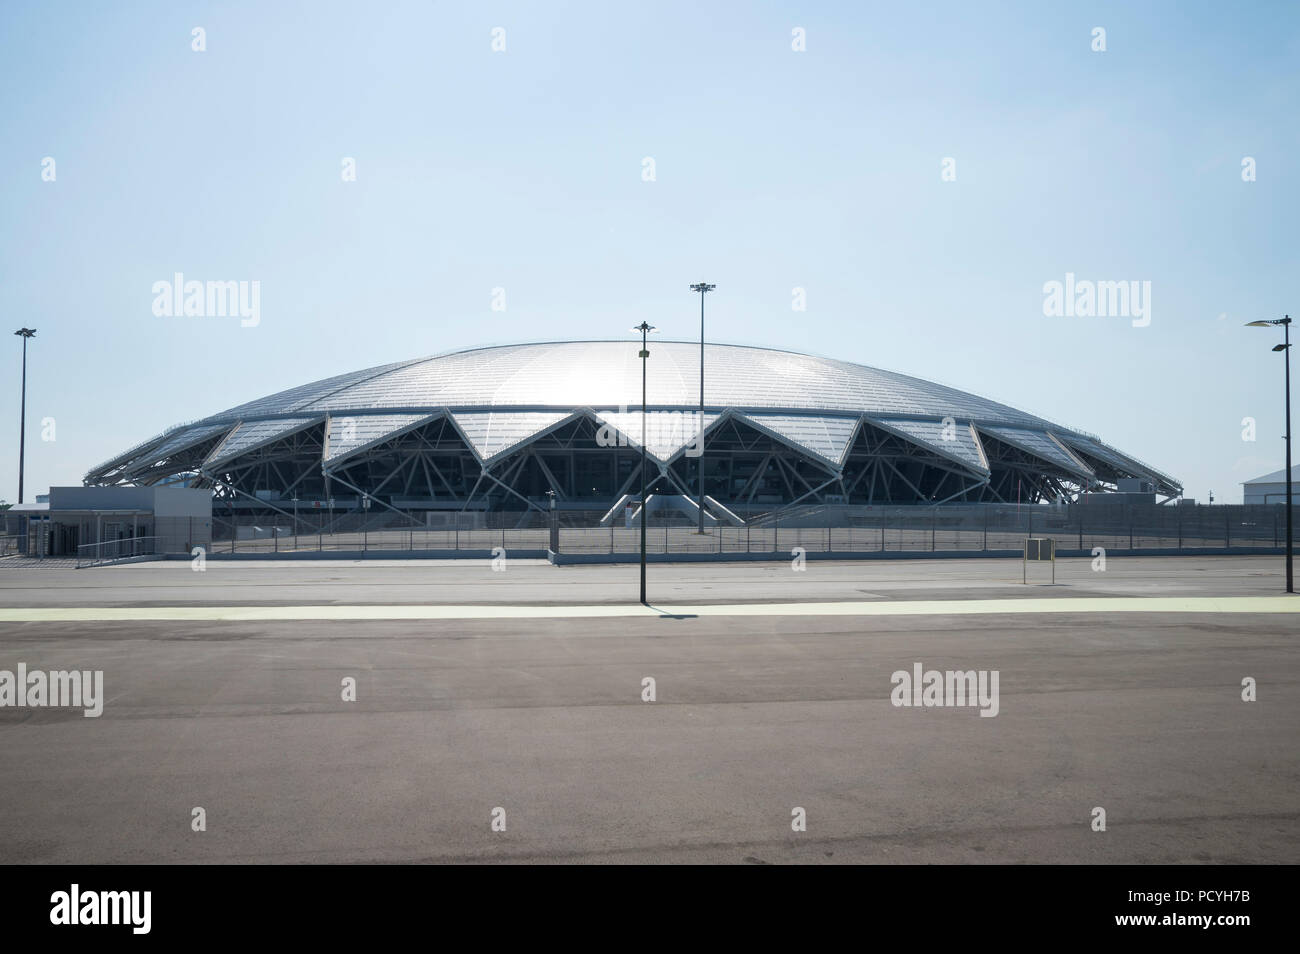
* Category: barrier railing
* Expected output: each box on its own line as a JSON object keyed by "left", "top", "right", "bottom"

{"left": 200, "top": 503, "right": 1295, "bottom": 558}
{"left": 76, "top": 536, "right": 159, "bottom": 568}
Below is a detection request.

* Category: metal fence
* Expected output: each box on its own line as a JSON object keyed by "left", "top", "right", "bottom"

{"left": 76, "top": 535, "right": 159, "bottom": 568}
{"left": 202, "top": 503, "right": 1294, "bottom": 557}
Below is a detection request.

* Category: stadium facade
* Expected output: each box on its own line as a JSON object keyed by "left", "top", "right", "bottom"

{"left": 84, "top": 341, "right": 1181, "bottom": 516}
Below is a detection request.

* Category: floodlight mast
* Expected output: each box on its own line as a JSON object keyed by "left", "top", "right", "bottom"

{"left": 689, "top": 283, "right": 715, "bottom": 533}
{"left": 631, "top": 322, "right": 657, "bottom": 603}
{"left": 13, "top": 328, "right": 36, "bottom": 504}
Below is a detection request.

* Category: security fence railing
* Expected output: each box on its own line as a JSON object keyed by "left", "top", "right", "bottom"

{"left": 76, "top": 535, "right": 159, "bottom": 568}
{"left": 203, "top": 503, "right": 1294, "bottom": 557}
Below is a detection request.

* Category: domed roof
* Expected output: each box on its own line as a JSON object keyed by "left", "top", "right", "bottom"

{"left": 206, "top": 340, "right": 1058, "bottom": 425}
{"left": 86, "top": 341, "right": 1179, "bottom": 492}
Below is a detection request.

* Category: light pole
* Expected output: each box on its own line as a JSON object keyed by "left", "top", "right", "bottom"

{"left": 13, "top": 328, "right": 35, "bottom": 504}
{"left": 689, "top": 283, "right": 715, "bottom": 533}
{"left": 1246, "top": 315, "right": 1293, "bottom": 593}
{"left": 632, "top": 321, "right": 657, "bottom": 603}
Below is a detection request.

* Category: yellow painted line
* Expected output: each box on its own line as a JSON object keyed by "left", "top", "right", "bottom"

{"left": 0, "top": 596, "right": 1296, "bottom": 623}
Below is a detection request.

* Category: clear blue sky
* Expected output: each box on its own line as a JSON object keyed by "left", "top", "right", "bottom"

{"left": 2, "top": 0, "right": 1296, "bottom": 504}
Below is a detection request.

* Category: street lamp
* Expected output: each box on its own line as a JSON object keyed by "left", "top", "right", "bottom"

{"left": 631, "top": 321, "right": 657, "bottom": 603}
{"left": 1246, "top": 315, "right": 1293, "bottom": 593}
{"left": 689, "top": 283, "right": 715, "bottom": 534}
{"left": 13, "top": 328, "right": 36, "bottom": 504}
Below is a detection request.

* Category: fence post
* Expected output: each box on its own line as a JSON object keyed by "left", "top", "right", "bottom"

{"left": 1225, "top": 512, "right": 1230, "bottom": 549}
{"left": 931, "top": 509, "right": 936, "bottom": 551}
{"left": 984, "top": 507, "right": 989, "bottom": 552}
{"left": 1129, "top": 514, "right": 1134, "bottom": 551}
{"left": 1178, "top": 507, "right": 1182, "bottom": 550}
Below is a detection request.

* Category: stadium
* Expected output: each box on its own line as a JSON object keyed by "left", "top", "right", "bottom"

{"left": 84, "top": 341, "right": 1181, "bottom": 519}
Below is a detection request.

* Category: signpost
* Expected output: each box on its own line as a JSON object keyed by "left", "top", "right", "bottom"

{"left": 1024, "top": 536, "right": 1055, "bottom": 584}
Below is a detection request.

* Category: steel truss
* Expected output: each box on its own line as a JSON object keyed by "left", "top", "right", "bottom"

{"left": 90, "top": 411, "right": 1155, "bottom": 514}
{"left": 975, "top": 432, "right": 1087, "bottom": 504}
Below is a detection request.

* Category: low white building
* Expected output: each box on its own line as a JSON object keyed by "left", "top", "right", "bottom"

{"left": 6, "top": 486, "right": 211, "bottom": 558}
{"left": 1242, "top": 464, "right": 1300, "bottom": 506}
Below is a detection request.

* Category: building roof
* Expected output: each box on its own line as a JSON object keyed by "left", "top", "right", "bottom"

{"left": 196, "top": 341, "right": 1093, "bottom": 425}
{"left": 1243, "top": 463, "right": 1300, "bottom": 485}
{"left": 86, "top": 340, "right": 1181, "bottom": 492}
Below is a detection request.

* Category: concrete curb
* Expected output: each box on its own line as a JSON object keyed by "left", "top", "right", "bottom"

{"left": 548, "top": 546, "right": 1286, "bottom": 565}
{"left": 75, "top": 554, "right": 164, "bottom": 569}
{"left": 198, "top": 549, "right": 549, "bottom": 562}
{"left": 181, "top": 546, "right": 1288, "bottom": 565}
